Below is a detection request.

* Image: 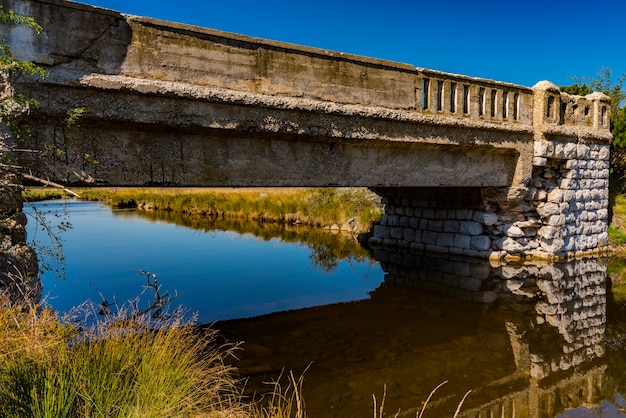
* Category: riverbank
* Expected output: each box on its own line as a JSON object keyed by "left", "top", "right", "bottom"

{"left": 0, "top": 293, "right": 308, "bottom": 417}
{"left": 23, "top": 187, "right": 384, "bottom": 235}
{"left": 24, "top": 186, "right": 626, "bottom": 251}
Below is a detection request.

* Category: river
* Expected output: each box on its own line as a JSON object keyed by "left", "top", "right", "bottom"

{"left": 24, "top": 199, "right": 626, "bottom": 417}
{"left": 26, "top": 200, "right": 382, "bottom": 323}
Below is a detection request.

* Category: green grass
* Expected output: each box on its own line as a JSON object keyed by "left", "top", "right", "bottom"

{"left": 0, "top": 299, "right": 246, "bottom": 418}
{"left": 609, "top": 195, "right": 626, "bottom": 246}
{"left": 22, "top": 187, "right": 68, "bottom": 202}
{"left": 609, "top": 225, "right": 626, "bottom": 245}
{"left": 22, "top": 186, "right": 385, "bottom": 230}
{"left": 70, "top": 187, "right": 384, "bottom": 232}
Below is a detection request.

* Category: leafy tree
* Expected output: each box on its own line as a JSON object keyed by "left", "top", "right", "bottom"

{"left": 614, "top": 107, "right": 626, "bottom": 149}
{"left": 560, "top": 83, "right": 594, "bottom": 97}
{"left": 0, "top": 5, "right": 47, "bottom": 117}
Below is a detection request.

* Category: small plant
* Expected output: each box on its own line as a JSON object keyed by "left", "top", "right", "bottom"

{"left": 372, "top": 381, "right": 471, "bottom": 418}
{"left": 609, "top": 225, "right": 626, "bottom": 246}
{"left": 251, "top": 367, "right": 309, "bottom": 418}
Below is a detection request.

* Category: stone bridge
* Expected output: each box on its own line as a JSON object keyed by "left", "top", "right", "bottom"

{"left": 0, "top": 0, "right": 613, "bottom": 260}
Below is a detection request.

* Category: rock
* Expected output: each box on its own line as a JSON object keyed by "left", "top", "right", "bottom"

{"left": 504, "top": 224, "right": 525, "bottom": 238}
{"left": 470, "top": 236, "right": 491, "bottom": 251}
{"left": 340, "top": 223, "right": 353, "bottom": 232}
{"left": 460, "top": 221, "right": 483, "bottom": 235}
{"left": 494, "top": 237, "right": 526, "bottom": 252}
{"left": 483, "top": 213, "right": 499, "bottom": 226}
{"left": 481, "top": 291, "right": 498, "bottom": 303}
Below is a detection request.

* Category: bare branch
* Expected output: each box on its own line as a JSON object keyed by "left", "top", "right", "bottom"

{"left": 20, "top": 173, "right": 80, "bottom": 198}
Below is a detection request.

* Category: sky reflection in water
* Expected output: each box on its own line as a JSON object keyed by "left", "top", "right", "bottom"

{"left": 25, "top": 200, "right": 384, "bottom": 323}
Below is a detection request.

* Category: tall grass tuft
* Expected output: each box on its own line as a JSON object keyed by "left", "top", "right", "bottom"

{"left": 0, "top": 295, "right": 246, "bottom": 418}
{"left": 251, "top": 369, "right": 308, "bottom": 418}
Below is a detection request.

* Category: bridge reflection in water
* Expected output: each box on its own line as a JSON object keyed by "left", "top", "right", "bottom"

{"left": 219, "top": 251, "right": 610, "bottom": 417}
{"left": 379, "top": 249, "right": 607, "bottom": 417}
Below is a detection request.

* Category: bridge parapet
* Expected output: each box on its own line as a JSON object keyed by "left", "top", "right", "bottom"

{"left": 533, "top": 81, "right": 611, "bottom": 132}
{"left": 417, "top": 69, "right": 533, "bottom": 126}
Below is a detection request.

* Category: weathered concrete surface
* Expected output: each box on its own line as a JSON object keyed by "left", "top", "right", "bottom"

{"left": 2, "top": 0, "right": 543, "bottom": 188}
{"left": 0, "top": 0, "right": 613, "bottom": 258}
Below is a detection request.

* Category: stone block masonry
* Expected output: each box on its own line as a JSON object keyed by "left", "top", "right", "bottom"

{"left": 530, "top": 141, "right": 609, "bottom": 255}
{"left": 369, "top": 81, "right": 612, "bottom": 261}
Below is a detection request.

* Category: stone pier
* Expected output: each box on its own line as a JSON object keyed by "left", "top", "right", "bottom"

{"left": 0, "top": 171, "right": 40, "bottom": 305}
{"left": 369, "top": 82, "right": 611, "bottom": 261}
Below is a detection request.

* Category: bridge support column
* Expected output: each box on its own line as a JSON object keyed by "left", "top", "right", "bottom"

{"left": 0, "top": 125, "right": 41, "bottom": 305}
{"left": 369, "top": 137, "right": 610, "bottom": 261}
{"left": 368, "top": 82, "right": 611, "bottom": 260}
{"left": 528, "top": 138, "right": 610, "bottom": 257}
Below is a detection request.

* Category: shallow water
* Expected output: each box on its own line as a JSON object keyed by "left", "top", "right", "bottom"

{"left": 24, "top": 200, "right": 626, "bottom": 417}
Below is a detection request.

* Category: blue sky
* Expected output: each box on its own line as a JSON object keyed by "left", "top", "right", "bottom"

{"left": 76, "top": 0, "right": 623, "bottom": 88}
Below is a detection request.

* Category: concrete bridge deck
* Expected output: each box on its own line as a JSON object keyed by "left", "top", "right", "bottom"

{"left": 0, "top": 0, "right": 614, "bottom": 259}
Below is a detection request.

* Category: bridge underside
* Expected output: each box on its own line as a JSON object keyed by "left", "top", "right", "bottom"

{"left": 20, "top": 81, "right": 524, "bottom": 188}
{"left": 24, "top": 122, "right": 520, "bottom": 188}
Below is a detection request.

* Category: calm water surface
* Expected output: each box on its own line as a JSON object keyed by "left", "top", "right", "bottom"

{"left": 26, "top": 200, "right": 383, "bottom": 323}
{"left": 24, "top": 200, "right": 626, "bottom": 417}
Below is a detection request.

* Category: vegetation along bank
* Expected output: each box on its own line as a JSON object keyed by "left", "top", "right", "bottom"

{"left": 24, "top": 186, "right": 385, "bottom": 235}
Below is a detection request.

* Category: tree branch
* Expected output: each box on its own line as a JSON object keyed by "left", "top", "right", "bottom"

{"left": 0, "top": 163, "right": 80, "bottom": 199}
{"left": 20, "top": 173, "right": 80, "bottom": 198}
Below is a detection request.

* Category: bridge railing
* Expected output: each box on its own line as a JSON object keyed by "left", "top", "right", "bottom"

{"left": 416, "top": 69, "right": 534, "bottom": 127}
{"left": 415, "top": 69, "right": 611, "bottom": 135}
